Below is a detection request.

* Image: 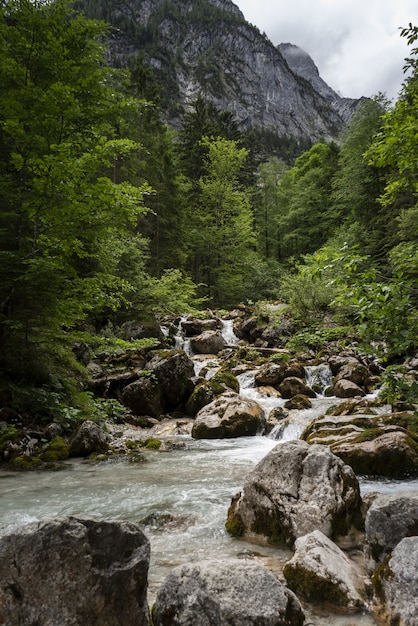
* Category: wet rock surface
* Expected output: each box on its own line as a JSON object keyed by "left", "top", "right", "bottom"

{"left": 226, "top": 440, "right": 362, "bottom": 545}
{"left": 152, "top": 559, "right": 305, "bottom": 626}
{"left": 283, "top": 529, "right": 365, "bottom": 611}
{"left": 192, "top": 391, "right": 264, "bottom": 439}
{"left": 0, "top": 517, "right": 150, "bottom": 626}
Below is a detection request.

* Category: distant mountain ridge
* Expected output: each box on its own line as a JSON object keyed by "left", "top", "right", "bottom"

{"left": 81, "top": 0, "right": 364, "bottom": 145}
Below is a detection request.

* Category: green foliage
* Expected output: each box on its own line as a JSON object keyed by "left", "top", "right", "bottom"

{"left": 146, "top": 269, "right": 207, "bottom": 315}
{"left": 331, "top": 95, "right": 392, "bottom": 258}
{"left": 0, "top": 0, "right": 153, "bottom": 384}
{"left": 333, "top": 244, "right": 418, "bottom": 360}
{"left": 274, "top": 141, "right": 340, "bottom": 261}
{"left": 286, "top": 326, "right": 356, "bottom": 353}
{"left": 185, "top": 136, "right": 259, "bottom": 307}
{"left": 366, "top": 25, "right": 418, "bottom": 209}
{"left": 277, "top": 244, "right": 351, "bottom": 319}
{"left": 380, "top": 365, "right": 418, "bottom": 409}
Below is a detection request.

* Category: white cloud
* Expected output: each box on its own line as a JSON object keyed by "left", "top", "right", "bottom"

{"left": 234, "top": 0, "right": 418, "bottom": 100}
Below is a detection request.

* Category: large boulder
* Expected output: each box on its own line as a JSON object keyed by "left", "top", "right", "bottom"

{"left": 364, "top": 492, "right": 418, "bottom": 573}
{"left": 254, "top": 362, "right": 289, "bottom": 386}
{"left": 335, "top": 362, "right": 370, "bottom": 388}
{"left": 186, "top": 370, "right": 239, "bottom": 416}
{"left": 334, "top": 378, "right": 366, "bottom": 398}
{"left": 190, "top": 330, "right": 226, "bottom": 355}
{"left": 226, "top": 440, "right": 361, "bottom": 545}
{"left": 278, "top": 377, "right": 316, "bottom": 399}
{"left": 0, "top": 517, "right": 150, "bottom": 626}
{"left": 283, "top": 530, "right": 365, "bottom": 611}
{"left": 332, "top": 429, "right": 418, "bottom": 477}
{"left": 372, "top": 536, "right": 418, "bottom": 626}
{"left": 302, "top": 412, "right": 418, "bottom": 477}
{"left": 192, "top": 392, "right": 264, "bottom": 439}
{"left": 121, "top": 375, "right": 164, "bottom": 418}
{"left": 181, "top": 317, "right": 219, "bottom": 336}
{"left": 147, "top": 350, "right": 195, "bottom": 410}
{"left": 69, "top": 420, "right": 108, "bottom": 457}
{"left": 152, "top": 560, "right": 305, "bottom": 626}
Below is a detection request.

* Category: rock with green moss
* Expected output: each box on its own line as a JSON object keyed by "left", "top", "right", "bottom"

{"left": 302, "top": 412, "right": 418, "bottom": 478}
{"left": 69, "top": 420, "right": 108, "bottom": 458}
{"left": 278, "top": 376, "right": 316, "bottom": 399}
{"left": 10, "top": 455, "right": 42, "bottom": 471}
{"left": 121, "top": 374, "right": 164, "bottom": 418}
{"left": 40, "top": 436, "right": 69, "bottom": 462}
{"left": 226, "top": 440, "right": 361, "bottom": 546}
{"left": 284, "top": 394, "right": 312, "bottom": 410}
{"left": 283, "top": 530, "right": 365, "bottom": 611}
{"left": 192, "top": 392, "right": 264, "bottom": 439}
{"left": 186, "top": 369, "right": 239, "bottom": 416}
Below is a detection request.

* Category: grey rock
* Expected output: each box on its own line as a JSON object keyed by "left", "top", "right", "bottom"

{"left": 283, "top": 530, "right": 364, "bottom": 611}
{"left": 334, "top": 378, "right": 366, "bottom": 398}
{"left": 283, "top": 530, "right": 365, "bottom": 611}
{"left": 69, "top": 420, "right": 108, "bottom": 457}
{"left": 278, "top": 376, "right": 316, "bottom": 399}
{"left": 153, "top": 559, "right": 305, "bottom": 626}
{"left": 190, "top": 330, "right": 226, "bottom": 355}
{"left": 372, "top": 536, "right": 418, "bottom": 626}
{"left": 0, "top": 517, "right": 150, "bottom": 626}
{"left": 148, "top": 350, "right": 195, "bottom": 409}
{"left": 226, "top": 440, "right": 361, "bottom": 545}
{"left": 121, "top": 375, "right": 164, "bottom": 418}
{"left": 364, "top": 492, "right": 418, "bottom": 573}
{"left": 335, "top": 362, "right": 370, "bottom": 387}
{"left": 192, "top": 391, "right": 264, "bottom": 439}
{"left": 255, "top": 362, "right": 289, "bottom": 386}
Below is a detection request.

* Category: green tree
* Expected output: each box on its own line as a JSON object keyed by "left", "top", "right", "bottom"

{"left": 366, "top": 25, "right": 418, "bottom": 211}
{"left": 254, "top": 157, "right": 288, "bottom": 258}
{"left": 186, "top": 136, "right": 257, "bottom": 307}
{"left": 274, "top": 141, "right": 340, "bottom": 261}
{"left": 0, "top": 0, "right": 151, "bottom": 382}
{"left": 331, "top": 96, "right": 390, "bottom": 257}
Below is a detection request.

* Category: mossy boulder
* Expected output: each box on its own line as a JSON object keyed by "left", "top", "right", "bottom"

{"left": 278, "top": 376, "right": 316, "bottom": 399}
{"left": 69, "top": 420, "right": 108, "bottom": 458}
{"left": 120, "top": 374, "right": 164, "bottom": 418}
{"left": 283, "top": 530, "right": 365, "bottom": 611}
{"left": 303, "top": 412, "right": 418, "bottom": 477}
{"left": 192, "top": 392, "right": 264, "bottom": 439}
{"left": 40, "top": 436, "right": 69, "bottom": 462}
{"left": 186, "top": 369, "right": 239, "bottom": 416}
{"left": 226, "top": 440, "right": 361, "bottom": 546}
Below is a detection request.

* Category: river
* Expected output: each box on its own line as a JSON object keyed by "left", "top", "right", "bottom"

{"left": 1, "top": 323, "right": 418, "bottom": 624}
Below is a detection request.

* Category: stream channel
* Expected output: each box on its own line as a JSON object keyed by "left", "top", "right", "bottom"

{"left": 1, "top": 320, "right": 418, "bottom": 625}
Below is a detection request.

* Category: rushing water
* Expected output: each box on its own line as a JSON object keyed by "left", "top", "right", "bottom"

{"left": 1, "top": 330, "right": 418, "bottom": 625}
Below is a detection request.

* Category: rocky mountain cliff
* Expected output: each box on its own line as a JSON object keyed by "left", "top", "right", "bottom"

{"left": 80, "top": 0, "right": 363, "bottom": 145}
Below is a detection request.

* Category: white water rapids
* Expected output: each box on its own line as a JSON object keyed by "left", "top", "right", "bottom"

{"left": 1, "top": 321, "right": 418, "bottom": 625}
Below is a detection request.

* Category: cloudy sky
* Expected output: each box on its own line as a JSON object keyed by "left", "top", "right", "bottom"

{"left": 234, "top": 0, "right": 418, "bottom": 101}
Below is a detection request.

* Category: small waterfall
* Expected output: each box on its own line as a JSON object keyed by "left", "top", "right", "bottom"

{"left": 305, "top": 364, "right": 333, "bottom": 396}
{"left": 173, "top": 316, "right": 192, "bottom": 355}
{"left": 220, "top": 319, "right": 239, "bottom": 346}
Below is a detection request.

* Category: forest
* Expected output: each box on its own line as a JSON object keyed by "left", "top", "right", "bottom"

{"left": 0, "top": 0, "right": 417, "bottom": 422}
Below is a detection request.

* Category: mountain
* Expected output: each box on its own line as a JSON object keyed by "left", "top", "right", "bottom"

{"left": 80, "top": 0, "right": 363, "bottom": 146}
{"left": 278, "top": 43, "right": 366, "bottom": 123}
